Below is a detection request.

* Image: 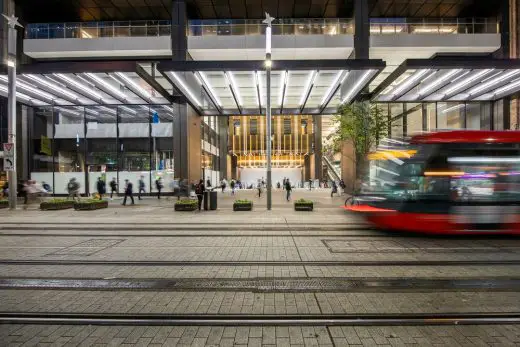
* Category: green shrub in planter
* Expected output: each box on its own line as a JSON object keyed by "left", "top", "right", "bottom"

{"left": 175, "top": 199, "right": 198, "bottom": 211}
{"left": 40, "top": 199, "right": 75, "bottom": 211}
{"left": 74, "top": 199, "right": 108, "bottom": 211}
{"left": 0, "top": 200, "right": 8, "bottom": 209}
{"left": 294, "top": 198, "right": 314, "bottom": 211}
{"left": 233, "top": 199, "right": 253, "bottom": 211}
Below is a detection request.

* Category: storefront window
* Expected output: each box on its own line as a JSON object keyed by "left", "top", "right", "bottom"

{"left": 390, "top": 103, "right": 404, "bottom": 138}
{"left": 437, "top": 102, "right": 465, "bottom": 129}
{"left": 30, "top": 107, "right": 54, "bottom": 192}
{"left": 406, "top": 103, "right": 422, "bottom": 136}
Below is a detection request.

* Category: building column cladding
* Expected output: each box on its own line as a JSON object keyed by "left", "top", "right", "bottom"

{"left": 354, "top": 0, "right": 369, "bottom": 59}
{"left": 218, "top": 116, "right": 228, "bottom": 179}
{"left": 172, "top": 0, "right": 187, "bottom": 61}
{"left": 313, "top": 115, "right": 322, "bottom": 180}
{"left": 510, "top": 0, "right": 520, "bottom": 128}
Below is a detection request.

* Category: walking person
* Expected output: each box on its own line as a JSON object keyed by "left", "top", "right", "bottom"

{"left": 122, "top": 179, "right": 134, "bottom": 205}
{"left": 308, "top": 178, "right": 312, "bottom": 191}
{"left": 331, "top": 180, "right": 338, "bottom": 197}
{"left": 230, "top": 179, "right": 236, "bottom": 195}
{"left": 282, "top": 177, "right": 286, "bottom": 190}
{"left": 220, "top": 178, "right": 227, "bottom": 193}
{"left": 155, "top": 177, "right": 163, "bottom": 199}
{"left": 67, "top": 178, "right": 81, "bottom": 202}
{"left": 138, "top": 176, "right": 146, "bottom": 200}
{"left": 109, "top": 177, "right": 118, "bottom": 199}
{"left": 96, "top": 177, "right": 106, "bottom": 200}
{"left": 285, "top": 178, "right": 292, "bottom": 201}
{"left": 339, "top": 179, "right": 346, "bottom": 195}
{"left": 257, "top": 179, "right": 263, "bottom": 198}
{"left": 195, "top": 179, "right": 205, "bottom": 211}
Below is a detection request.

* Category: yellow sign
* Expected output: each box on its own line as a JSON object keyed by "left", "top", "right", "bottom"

{"left": 368, "top": 150, "right": 417, "bottom": 161}
{"left": 40, "top": 136, "right": 51, "bottom": 156}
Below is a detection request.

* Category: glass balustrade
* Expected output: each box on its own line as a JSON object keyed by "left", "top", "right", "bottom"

{"left": 25, "top": 18, "right": 498, "bottom": 39}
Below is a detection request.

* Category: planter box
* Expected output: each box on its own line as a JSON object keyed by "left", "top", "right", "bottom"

{"left": 74, "top": 200, "right": 108, "bottom": 211}
{"left": 40, "top": 201, "right": 74, "bottom": 211}
{"left": 175, "top": 201, "right": 198, "bottom": 211}
{"left": 295, "top": 203, "right": 314, "bottom": 211}
{"left": 233, "top": 203, "right": 253, "bottom": 211}
{"left": 0, "top": 201, "right": 8, "bottom": 209}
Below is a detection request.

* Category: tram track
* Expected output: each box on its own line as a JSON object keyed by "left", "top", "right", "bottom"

{"left": 2, "top": 259, "right": 520, "bottom": 266}
{"left": 1, "top": 312, "right": 520, "bottom": 326}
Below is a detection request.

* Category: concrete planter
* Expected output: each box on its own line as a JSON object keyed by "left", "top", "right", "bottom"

{"left": 40, "top": 201, "right": 74, "bottom": 210}
{"left": 233, "top": 202, "right": 253, "bottom": 211}
{"left": 294, "top": 202, "right": 314, "bottom": 211}
{"left": 174, "top": 200, "right": 198, "bottom": 211}
{"left": 74, "top": 200, "right": 108, "bottom": 211}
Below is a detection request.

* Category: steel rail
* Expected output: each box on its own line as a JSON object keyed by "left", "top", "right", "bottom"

{"left": 1, "top": 312, "right": 520, "bottom": 326}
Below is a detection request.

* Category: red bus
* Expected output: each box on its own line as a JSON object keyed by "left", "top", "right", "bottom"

{"left": 347, "top": 131, "right": 520, "bottom": 234}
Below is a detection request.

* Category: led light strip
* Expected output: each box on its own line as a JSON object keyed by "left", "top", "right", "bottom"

{"left": 169, "top": 71, "right": 202, "bottom": 107}
{"left": 0, "top": 85, "right": 37, "bottom": 103}
{"left": 85, "top": 73, "right": 128, "bottom": 101}
{"left": 54, "top": 73, "right": 105, "bottom": 101}
{"left": 299, "top": 71, "right": 317, "bottom": 107}
{"left": 0, "top": 75, "right": 56, "bottom": 102}
{"left": 225, "top": 71, "right": 242, "bottom": 107}
{"left": 198, "top": 72, "right": 222, "bottom": 107}
{"left": 468, "top": 69, "right": 520, "bottom": 95}
{"left": 115, "top": 72, "right": 152, "bottom": 100}
{"left": 320, "top": 70, "right": 345, "bottom": 106}
{"left": 417, "top": 69, "right": 461, "bottom": 96}
{"left": 341, "top": 70, "right": 373, "bottom": 104}
{"left": 256, "top": 71, "right": 264, "bottom": 106}
{"left": 441, "top": 104, "right": 465, "bottom": 114}
{"left": 278, "top": 71, "right": 289, "bottom": 106}
{"left": 119, "top": 105, "right": 138, "bottom": 115}
{"left": 389, "top": 69, "right": 430, "bottom": 99}
{"left": 442, "top": 69, "right": 494, "bottom": 97}
{"left": 253, "top": 72, "right": 260, "bottom": 109}
{"left": 22, "top": 74, "right": 80, "bottom": 101}
{"left": 493, "top": 77, "right": 520, "bottom": 96}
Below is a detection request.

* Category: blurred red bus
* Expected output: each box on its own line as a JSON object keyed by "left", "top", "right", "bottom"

{"left": 347, "top": 131, "right": 520, "bottom": 235}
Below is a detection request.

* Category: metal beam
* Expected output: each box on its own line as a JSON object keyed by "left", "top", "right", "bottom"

{"left": 135, "top": 63, "right": 175, "bottom": 103}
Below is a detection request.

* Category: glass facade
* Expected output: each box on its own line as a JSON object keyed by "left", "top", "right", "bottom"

{"left": 201, "top": 115, "right": 220, "bottom": 187}
{"left": 29, "top": 105, "right": 180, "bottom": 196}
{"left": 381, "top": 101, "right": 496, "bottom": 138}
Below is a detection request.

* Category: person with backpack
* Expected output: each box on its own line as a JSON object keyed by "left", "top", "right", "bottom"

{"left": 109, "top": 178, "right": 118, "bottom": 199}
{"left": 67, "top": 178, "right": 81, "bottom": 202}
{"left": 96, "top": 177, "right": 106, "bottom": 200}
{"left": 122, "top": 179, "right": 134, "bottom": 205}
{"left": 195, "top": 179, "right": 205, "bottom": 211}
{"left": 155, "top": 177, "right": 163, "bottom": 199}
{"left": 138, "top": 176, "right": 146, "bottom": 200}
{"left": 285, "top": 178, "right": 292, "bottom": 201}
{"left": 331, "top": 180, "right": 339, "bottom": 197}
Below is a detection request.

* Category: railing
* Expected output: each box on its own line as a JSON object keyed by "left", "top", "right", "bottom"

{"left": 25, "top": 20, "right": 172, "bottom": 39}
{"left": 369, "top": 17, "right": 499, "bottom": 35}
{"left": 25, "top": 17, "right": 499, "bottom": 40}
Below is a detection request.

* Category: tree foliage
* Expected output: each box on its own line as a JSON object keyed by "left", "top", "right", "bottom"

{"left": 331, "top": 102, "right": 388, "bottom": 177}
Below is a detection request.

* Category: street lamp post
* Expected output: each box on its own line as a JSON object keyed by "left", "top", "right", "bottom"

{"left": 263, "top": 13, "right": 274, "bottom": 210}
{"left": 2, "top": 14, "right": 22, "bottom": 210}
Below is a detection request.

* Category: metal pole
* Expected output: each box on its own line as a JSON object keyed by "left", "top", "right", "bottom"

{"left": 3, "top": 14, "right": 22, "bottom": 210}
{"left": 264, "top": 13, "right": 274, "bottom": 210}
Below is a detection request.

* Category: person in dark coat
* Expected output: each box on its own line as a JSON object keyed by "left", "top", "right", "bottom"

{"left": 96, "top": 177, "right": 106, "bottom": 200}
{"left": 138, "top": 176, "right": 146, "bottom": 200}
{"left": 109, "top": 178, "right": 118, "bottom": 199}
{"left": 195, "top": 179, "right": 205, "bottom": 211}
{"left": 285, "top": 179, "right": 292, "bottom": 201}
{"left": 155, "top": 177, "right": 163, "bottom": 199}
{"left": 122, "top": 179, "right": 134, "bottom": 205}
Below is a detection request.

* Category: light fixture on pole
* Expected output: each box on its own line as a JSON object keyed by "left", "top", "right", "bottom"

{"left": 2, "top": 13, "right": 23, "bottom": 210}
{"left": 263, "top": 12, "right": 275, "bottom": 210}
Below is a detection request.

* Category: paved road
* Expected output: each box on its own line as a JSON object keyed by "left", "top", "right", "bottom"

{"left": 1, "top": 194, "right": 520, "bottom": 346}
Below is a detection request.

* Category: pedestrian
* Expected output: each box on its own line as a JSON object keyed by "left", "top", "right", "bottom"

{"left": 308, "top": 178, "right": 312, "bottom": 191}
{"left": 66, "top": 178, "right": 81, "bottom": 202}
{"left": 277, "top": 182, "right": 281, "bottom": 189}
{"left": 96, "top": 177, "right": 106, "bottom": 200}
{"left": 138, "top": 176, "right": 146, "bottom": 200}
{"left": 42, "top": 181, "right": 51, "bottom": 194}
{"left": 285, "top": 178, "right": 292, "bottom": 201}
{"left": 282, "top": 177, "right": 286, "bottom": 190}
{"left": 206, "top": 177, "right": 212, "bottom": 188}
{"left": 331, "top": 181, "right": 338, "bottom": 197}
{"left": 339, "top": 179, "right": 346, "bottom": 194}
{"left": 1, "top": 181, "right": 8, "bottom": 198}
{"left": 109, "top": 177, "right": 118, "bottom": 199}
{"left": 155, "top": 177, "right": 163, "bottom": 199}
{"left": 23, "top": 180, "right": 40, "bottom": 209}
{"left": 195, "top": 179, "right": 205, "bottom": 211}
{"left": 122, "top": 179, "right": 134, "bottom": 205}
{"left": 220, "top": 178, "right": 227, "bottom": 193}
{"left": 257, "top": 179, "right": 263, "bottom": 198}
{"left": 230, "top": 179, "right": 236, "bottom": 195}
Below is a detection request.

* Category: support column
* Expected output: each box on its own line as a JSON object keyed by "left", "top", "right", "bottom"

{"left": 313, "top": 115, "right": 323, "bottom": 180}
{"left": 354, "top": 0, "right": 369, "bottom": 59}
{"left": 218, "top": 116, "right": 228, "bottom": 180}
{"left": 509, "top": 0, "right": 520, "bottom": 128}
{"left": 172, "top": 0, "right": 187, "bottom": 61}
{"left": 173, "top": 102, "right": 201, "bottom": 183}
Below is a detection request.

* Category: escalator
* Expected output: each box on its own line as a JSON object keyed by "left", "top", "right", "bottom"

{"left": 323, "top": 155, "right": 341, "bottom": 181}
